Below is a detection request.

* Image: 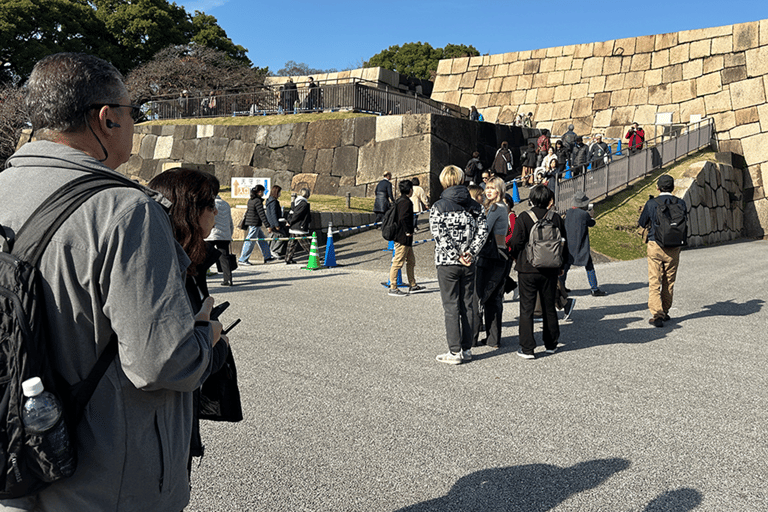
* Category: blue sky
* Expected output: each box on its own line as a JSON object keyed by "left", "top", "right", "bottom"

{"left": 178, "top": 0, "right": 768, "bottom": 74}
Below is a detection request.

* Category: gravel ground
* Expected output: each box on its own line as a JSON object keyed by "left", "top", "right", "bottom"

{"left": 186, "top": 235, "right": 768, "bottom": 512}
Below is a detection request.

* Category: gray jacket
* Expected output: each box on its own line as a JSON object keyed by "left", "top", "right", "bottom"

{"left": 205, "top": 195, "right": 234, "bottom": 241}
{"left": 0, "top": 141, "right": 215, "bottom": 511}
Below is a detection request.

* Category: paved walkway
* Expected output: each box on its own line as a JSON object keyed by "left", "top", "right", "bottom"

{"left": 188, "top": 237, "right": 768, "bottom": 511}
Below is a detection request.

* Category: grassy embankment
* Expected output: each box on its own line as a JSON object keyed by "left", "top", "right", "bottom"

{"left": 589, "top": 148, "right": 718, "bottom": 261}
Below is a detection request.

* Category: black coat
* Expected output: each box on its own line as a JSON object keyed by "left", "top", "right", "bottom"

{"left": 288, "top": 197, "right": 311, "bottom": 233}
{"left": 393, "top": 196, "right": 414, "bottom": 246}
{"left": 244, "top": 196, "right": 270, "bottom": 228}
{"left": 509, "top": 207, "right": 568, "bottom": 275}
{"left": 564, "top": 207, "right": 595, "bottom": 266}
{"left": 373, "top": 179, "right": 394, "bottom": 213}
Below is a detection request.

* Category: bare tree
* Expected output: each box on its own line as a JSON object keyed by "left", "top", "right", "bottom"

{"left": 126, "top": 44, "right": 268, "bottom": 105}
{"left": 0, "top": 85, "right": 27, "bottom": 169}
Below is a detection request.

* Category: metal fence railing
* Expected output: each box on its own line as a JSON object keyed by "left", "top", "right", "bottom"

{"left": 145, "top": 79, "right": 463, "bottom": 120}
{"left": 551, "top": 118, "right": 715, "bottom": 212}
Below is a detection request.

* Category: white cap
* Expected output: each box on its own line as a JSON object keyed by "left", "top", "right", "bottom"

{"left": 22, "top": 377, "right": 44, "bottom": 397}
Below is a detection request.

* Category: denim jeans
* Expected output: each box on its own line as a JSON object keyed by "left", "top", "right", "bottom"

{"left": 437, "top": 265, "right": 476, "bottom": 354}
{"left": 239, "top": 226, "right": 271, "bottom": 262}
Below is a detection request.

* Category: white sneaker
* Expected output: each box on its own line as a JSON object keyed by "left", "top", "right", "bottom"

{"left": 436, "top": 352, "right": 463, "bottom": 365}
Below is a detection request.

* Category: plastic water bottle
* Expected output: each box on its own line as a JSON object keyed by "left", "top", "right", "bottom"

{"left": 21, "top": 377, "right": 76, "bottom": 478}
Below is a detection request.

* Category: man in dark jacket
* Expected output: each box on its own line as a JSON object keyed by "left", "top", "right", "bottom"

{"left": 465, "top": 151, "right": 484, "bottom": 185}
{"left": 588, "top": 134, "right": 610, "bottom": 170}
{"left": 388, "top": 180, "right": 424, "bottom": 297}
{"left": 561, "top": 124, "right": 578, "bottom": 157}
{"left": 509, "top": 185, "right": 568, "bottom": 359}
{"left": 571, "top": 136, "right": 589, "bottom": 176}
{"left": 561, "top": 193, "right": 606, "bottom": 296}
{"left": 638, "top": 175, "right": 686, "bottom": 327}
{"left": 373, "top": 172, "right": 394, "bottom": 224}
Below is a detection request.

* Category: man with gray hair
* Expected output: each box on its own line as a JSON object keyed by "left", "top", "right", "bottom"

{"left": 0, "top": 53, "right": 223, "bottom": 511}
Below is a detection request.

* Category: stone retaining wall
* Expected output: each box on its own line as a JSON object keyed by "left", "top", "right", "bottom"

{"left": 119, "top": 115, "right": 533, "bottom": 205}
{"left": 676, "top": 156, "right": 744, "bottom": 246}
{"left": 431, "top": 19, "right": 768, "bottom": 237}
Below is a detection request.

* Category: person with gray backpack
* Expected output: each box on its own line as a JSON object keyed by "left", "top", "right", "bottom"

{"left": 508, "top": 185, "right": 569, "bottom": 359}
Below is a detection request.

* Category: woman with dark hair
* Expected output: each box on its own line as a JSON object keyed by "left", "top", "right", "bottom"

{"left": 238, "top": 184, "right": 274, "bottom": 265}
{"left": 491, "top": 141, "right": 512, "bottom": 182}
{"left": 148, "top": 168, "right": 239, "bottom": 472}
{"left": 265, "top": 185, "right": 288, "bottom": 258}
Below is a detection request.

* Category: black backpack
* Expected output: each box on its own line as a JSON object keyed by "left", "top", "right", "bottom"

{"left": 525, "top": 209, "right": 564, "bottom": 269}
{"left": 0, "top": 173, "right": 134, "bottom": 498}
{"left": 654, "top": 197, "right": 687, "bottom": 247}
{"left": 381, "top": 202, "right": 400, "bottom": 241}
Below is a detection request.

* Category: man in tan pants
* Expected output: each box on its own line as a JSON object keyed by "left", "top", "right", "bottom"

{"left": 638, "top": 175, "right": 687, "bottom": 327}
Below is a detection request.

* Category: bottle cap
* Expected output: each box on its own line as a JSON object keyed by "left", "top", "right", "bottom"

{"left": 22, "top": 377, "right": 44, "bottom": 397}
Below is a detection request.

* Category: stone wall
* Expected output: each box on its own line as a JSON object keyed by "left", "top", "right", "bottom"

{"left": 676, "top": 157, "right": 744, "bottom": 246}
{"left": 119, "top": 115, "right": 533, "bottom": 204}
{"left": 431, "top": 19, "right": 768, "bottom": 237}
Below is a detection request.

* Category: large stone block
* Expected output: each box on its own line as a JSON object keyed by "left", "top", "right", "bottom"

{"left": 689, "top": 39, "right": 711, "bottom": 60}
{"left": 711, "top": 35, "right": 733, "bottom": 55}
{"left": 402, "top": 115, "right": 431, "bottom": 138}
{"left": 477, "top": 65, "right": 494, "bottom": 80}
{"left": 302, "top": 149, "right": 317, "bottom": 174}
{"left": 735, "top": 106, "right": 759, "bottom": 125}
{"left": 508, "top": 61, "right": 524, "bottom": 76}
{"left": 593, "top": 92, "right": 611, "bottom": 110}
{"left": 610, "top": 106, "right": 636, "bottom": 126}
{"left": 662, "top": 64, "right": 683, "bottom": 83}
{"left": 225, "top": 140, "right": 256, "bottom": 165}
{"left": 610, "top": 89, "right": 630, "bottom": 107}
{"left": 570, "top": 83, "right": 589, "bottom": 99}
{"left": 733, "top": 21, "right": 759, "bottom": 52}
{"left": 153, "top": 135, "right": 173, "bottom": 160}
{"left": 593, "top": 109, "right": 613, "bottom": 128}
{"left": 525, "top": 89, "right": 538, "bottom": 104}
{"left": 593, "top": 40, "right": 615, "bottom": 57}
{"left": 648, "top": 83, "right": 671, "bottom": 104}
{"left": 523, "top": 59, "right": 540, "bottom": 75}
{"left": 552, "top": 100, "right": 573, "bottom": 120}
{"left": 588, "top": 76, "right": 606, "bottom": 94}
{"left": 740, "top": 132, "right": 768, "bottom": 171}
{"left": 206, "top": 137, "right": 229, "bottom": 162}
{"left": 376, "top": 115, "right": 404, "bottom": 142}
{"left": 452, "top": 57, "right": 470, "bottom": 74}
{"left": 555, "top": 55, "right": 573, "bottom": 71}
{"left": 304, "top": 119, "right": 343, "bottom": 149}
{"left": 538, "top": 87, "right": 556, "bottom": 103}
{"left": 563, "top": 69, "right": 582, "bottom": 85}
{"left": 703, "top": 55, "right": 724, "bottom": 75}
{"left": 547, "top": 71, "right": 565, "bottom": 87}
{"left": 314, "top": 148, "right": 334, "bottom": 175}
{"left": 696, "top": 72, "right": 722, "bottom": 96}
{"left": 459, "top": 70, "right": 478, "bottom": 90}
{"left": 746, "top": 45, "right": 768, "bottom": 78}
{"left": 644, "top": 68, "right": 662, "bottom": 87}
{"left": 634, "top": 105, "right": 658, "bottom": 126}
{"left": 432, "top": 74, "right": 451, "bottom": 93}
{"left": 629, "top": 87, "right": 649, "bottom": 105}
{"left": 139, "top": 134, "right": 158, "bottom": 160}
{"left": 651, "top": 50, "right": 669, "bottom": 69}
{"left": 671, "top": 81, "right": 696, "bottom": 103}
{"left": 539, "top": 58, "right": 556, "bottom": 73}
{"left": 573, "top": 42, "right": 594, "bottom": 59}
{"left": 655, "top": 32, "right": 678, "bottom": 51}
{"left": 730, "top": 77, "right": 766, "bottom": 110}
{"left": 682, "top": 59, "right": 703, "bottom": 81}
{"left": 473, "top": 80, "right": 489, "bottom": 95}
{"left": 630, "top": 53, "right": 651, "bottom": 71}
{"left": 636, "top": 35, "right": 655, "bottom": 53}
{"left": 705, "top": 90, "right": 733, "bottom": 115}
{"left": 357, "top": 135, "right": 432, "bottom": 185}
{"left": 758, "top": 103, "right": 768, "bottom": 132}
{"left": 314, "top": 176, "right": 340, "bottom": 196}
{"left": 581, "top": 57, "right": 604, "bottom": 78}
{"left": 721, "top": 66, "right": 747, "bottom": 85}
{"left": 605, "top": 73, "right": 625, "bottom": 92}
{"left": 197, "top": 125, "right": 214, "bottom": 138}
{"left": 291, "top": 173, "right": 318, "bottom": 193}
{"left": 553, "top": 85, "right": 572, "bottom": 103}
{"left": 332, "top": 146, "right": 358, "bottom": 177}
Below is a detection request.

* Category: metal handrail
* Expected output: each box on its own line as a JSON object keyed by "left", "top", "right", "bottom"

{"left": 550, "top": 117, "right": 714, "bottom": 212}
{"left": 144, "top": 78, "right": 464, "bottom": 120}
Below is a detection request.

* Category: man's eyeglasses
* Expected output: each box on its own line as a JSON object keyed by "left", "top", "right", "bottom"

{"left": 89, "top": 103, "right": 142, "bottom": 122}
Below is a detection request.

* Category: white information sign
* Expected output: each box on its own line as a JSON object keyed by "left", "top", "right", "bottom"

{"left": 231, "top": 177, "right": 271, "bottom": 199}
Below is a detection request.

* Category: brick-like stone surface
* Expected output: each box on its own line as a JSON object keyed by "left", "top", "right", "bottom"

{"left": 672, "top": 81, "right": 696, "bottom": 103}
{"left": 703, "top": 55, "right": 724, "bottom": 75}
{"left": 332, "top": 146, "right": 358, "bottom": 177}
{"left": 733, "top": 21, "right": 759, "bottom": 52}
{"left": 207, "top": 137, "right": 229, "bottom": 162}
{"left": 730, "top": 77, "right": 766, "bottom": 110}
{"left": 696, "top": 72, "right": 723, "bottom": 96}
{"left": 315, "top": 148, "right": 334, "bottom": 175}
{"left": 662, "top": 64, "right": 683, "bottom": 83}
{"left": 682, "top": 59, "right": 703, "bottom": 80}
{"left": 746, "top": 45, "right": 768, "bottom": 78}
{"left": 722, "top": 66, "right": 747, "bottom": 85}
{"left": 581, "top": 57, "right": 604, "bottom": 77}
{"left": 304, "top": 119, "right": 343, "bottom": 149}
{"left": 139, "top": 134, "right": 157, "bottom": 160}
{"left": 648, "top": 84, "right": 671, "bottom": 104}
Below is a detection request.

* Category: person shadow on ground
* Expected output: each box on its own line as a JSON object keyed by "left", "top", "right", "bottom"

{"left": 394, "top": 458, "right": 702, "bottom": 511}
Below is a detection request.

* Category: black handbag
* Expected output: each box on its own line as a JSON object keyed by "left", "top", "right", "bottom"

{"left": 199, "top": 346, "right": 243, "bottom": 422}
{"left": 227, "top": 253, "right": 238, "bottom": 271}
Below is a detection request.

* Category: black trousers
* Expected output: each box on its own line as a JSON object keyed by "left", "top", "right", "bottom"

{"left": 518, "top": 272, "right": 560, "bottom": 354}
{"left": 437, "top": 265, "right": 476, "bottom": 354}
{"left": 211, "top": 240, "right": 232, "bottom": 284}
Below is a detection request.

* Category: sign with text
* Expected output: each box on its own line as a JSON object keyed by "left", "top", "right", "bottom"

{"left": 231, "top": 177, "right": 271, "bottom": 199}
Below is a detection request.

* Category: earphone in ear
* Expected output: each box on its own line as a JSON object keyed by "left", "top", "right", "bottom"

{"left": 106, "top": 120, "right": 121, "bottom": 128}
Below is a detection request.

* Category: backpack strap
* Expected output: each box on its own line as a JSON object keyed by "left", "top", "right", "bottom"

{"left": 12, "top": 174, "right": 139, "bottom": 265}
{"left": 12, "top": 172, "right": 138, "bottom": 425}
